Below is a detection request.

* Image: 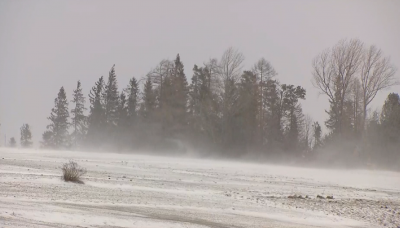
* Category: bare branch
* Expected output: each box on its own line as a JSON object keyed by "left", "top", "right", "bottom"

{"left": 219, "top": 47, "right": 244, "bottom": 83}
{"left": 361, "top": 45, "right": 398, "bottom": 107}
{"left": 253, "top": 58, "right": 277, "bottom": 82}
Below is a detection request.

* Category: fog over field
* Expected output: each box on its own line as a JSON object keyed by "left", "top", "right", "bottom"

{"left": 1, "top": 149, "right": 400, "bottom": 228}
{"left": 1, "top": 0, "right": 400, "bottom": 227}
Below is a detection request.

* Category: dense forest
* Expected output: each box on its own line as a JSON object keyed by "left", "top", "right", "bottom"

{"left": 12, "top": 39, "right": 399, "bottom": 169}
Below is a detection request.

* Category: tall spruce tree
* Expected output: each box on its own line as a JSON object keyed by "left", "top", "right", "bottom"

{"left": 380, "top": 93, "right": 400, "bottom": 146}
{"left": 87, "top": 76, "right": 106, "bottom": 146}
{"left": 20, "top": 124, "right": 33, "bottom": 148}
{"left": 103, "top": 65, "right": 119, "bottom": 127}
{"left": 237, "top": 71, "right": 260, "bottom": 150}
{"left": 264, "top": 79, "right": 283, "bottom": 150}
{"left": 43, "top": 87, "right": 70, "bottom": 149}
{"left": 140, "top": 77, "right": 156, "bottom": 121}
{"left": 71, "top": 81, "right": 87, "bottom": 148}
{"left": 281, "top": 84, "right": 306, "bottom": 153}
{"left": 126, "top": 77, "right": 139, "bottom": 126}
{"left": 116, "top": 91, "right": 129, "bottom": 149}
{"left": 189, "top": 65, "right": 220, "bottom": 148}
{"left": 171, "top": 54, "right": 189, "bottom": 132}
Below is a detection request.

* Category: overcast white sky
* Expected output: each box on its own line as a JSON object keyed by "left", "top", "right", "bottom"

{"left": 0, "top": 0, "right": 399, "bottom": 147}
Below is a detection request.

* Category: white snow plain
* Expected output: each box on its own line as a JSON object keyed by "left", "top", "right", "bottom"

{"left": 0, "top": 148, "right": 399, "bottom": 228}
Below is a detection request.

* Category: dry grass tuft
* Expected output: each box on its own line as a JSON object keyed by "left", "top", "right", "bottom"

{"left": 61, "top": 161, "right": 87, "bottom": 184}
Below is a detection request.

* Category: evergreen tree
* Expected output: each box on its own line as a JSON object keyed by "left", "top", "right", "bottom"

{"left": 103, "top": 65, "right": 119, "bottom": 126}
{"left": 140, "top": 77, "right": 156, "bottom": 121}
{"left": 41, "top": 130, "right": 53, "bottom": 148}
{"left": 312, "top": 121, "right": 322, "bottom": 150}
{"left": 116, "top": 91, "right": 129, "bottom": 149}
{"left": 380, "top": 93, "right": 400, "bottom": 148}
{"left": 264, "top": 79, "right": 283, "bottom": 150}
{"left": 71, "top": 81, "right": 87, "bottom": 148}
{"left": 126, "top": 77, "right": 139, "bottom": 126}
{"left": 117, "top": 92, "right": 128, "bottom": 128}
{"left": 87, "top": 76, "right": 106, "bottom": 146}
{"left": 281, "top": 84, "right": 306, "bottom": 153}
{"left": 20, "top": 124, "right": 33, "bottom": 148}
{"left": 237, "top": 71, "right": 260, "bottom": 150}
{"left": 43, "top": 87, "right": 70, "bottom": 149}
{"left": 189, "top": 65, "right": 220, "bottom": 148}
{"left": 9, "top": 137, "right": 17, "bottom": 148}
{"left": 171, "top": 54, "right": 189, "bottom": 132}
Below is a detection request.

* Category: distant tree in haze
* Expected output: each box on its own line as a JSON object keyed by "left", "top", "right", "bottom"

{"left": 43, "top": 87, "right": 70, "bottom": 149}
{"left": 360, "top": 45, "right": 398, "bottom": 131}
{"left": 71, "top": 81, "right": 87, "bottom": 148}
{"left": 188, "top": 65, "right": 219, "bottom": 149}
{"left": 20, "top": 124, "right": 33, "bottom": 148}
{"left": 263, "top": 79, "right": 283, "bottom": 150}
{"left": 302, "top": 115, "right": 313, "bottom": 153}
{"left": 9, "top": 137, "right": 17, "bottom": 148}
{"left": 87, "top": 76, "right": 106, "bottom": 147}
{"left": 380, "top": 93, "right": 400, "bottom": 164}
{"left": 41, "top": 130, "right": 53, "bottom": 149}
{"left": 312, "top": 121, "right": 322, "bottom": 150}
{"left": 312, "top": 38, "right": 399, "bottom": 137}
{"left": 139, "top": 77, "right": 156, "bottom": 122}
{"left": 103, "top": 65, "right": 119, "bottom": 128}
{"left": 218, "top": 47, "right": 244, "bottom": 151}
{"left": 148, "top": 59, "right": 175, "bottom": 135}
{"left": 125, "top": 77, "right": 139, "bottom": 127}
{"left": 170, "top": 54, "right": 189, "bottom": 134}
{"left": 281, "top": 84, "right": 306, "bottom": 150}
{"left": 116, "top": 91, "right": 129, "bottom": 149}
{"left": 236, "top": 70, "right": 260, "bottom": 150}
{"left": 253, "top": 58, "right": 277, "bottom": 142}
{"left": 312, "top": 39, "right": 364, "bottom": 136}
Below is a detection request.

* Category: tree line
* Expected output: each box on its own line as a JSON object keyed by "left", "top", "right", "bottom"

{"left": 8, "top": 39, "right": 399, "bottom": 169}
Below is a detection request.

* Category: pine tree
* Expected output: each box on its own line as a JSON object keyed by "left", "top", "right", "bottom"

{"left": 189, "top": 65, "right": 220, "bottom": 148}
{"left": 71, "top": 81, "right": 87, "bottom": 148}
{"left": 171, "top": 54, "right": 189, "bottom": 132}
{"left": 41, "top": 130, "right": 53, "bottom": 148}
{"left": 117, "top": 92, "right": 128, "bottom": 128}
{"left": 264, "top": 79, "right": 283, "bottom": 150}
{"left": 43, "top": 87, "right": 70, "bottom": 149}
{"left": 20, "top": 124, "right": 33, "bottom": 148}
{"left": 116, "top": 91, "right": 129, "bottom": 149}
{"left": 9, "top": 137, "right": 17, "bottom": 148}
{"left": 140, "top": 77, "right": 156, "bottom": 121}
{"left": 237, "top": 71, "right": 260, "bottom": 149}
{"left": 281, "top": 84, "right": 306, "bottom": 153}
{"left": 380, "top": 93, "right": 400, "bottom": 143}
{"left": 87, "top": 76, "right": 106, "bottom": 146}
{"left": 126, "top": 77, "right": 139, "bottom": 126}
{"left": 103, "top": 65, "right": 119, "bottom": 126}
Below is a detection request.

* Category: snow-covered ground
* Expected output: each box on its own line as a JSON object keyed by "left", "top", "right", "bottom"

{"left": 0, "top": 148, "right": 399, "bottom": 228}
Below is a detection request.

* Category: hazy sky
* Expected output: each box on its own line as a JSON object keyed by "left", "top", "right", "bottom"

{"left": 0, "top": 0, "right": 399, "bottom": 147}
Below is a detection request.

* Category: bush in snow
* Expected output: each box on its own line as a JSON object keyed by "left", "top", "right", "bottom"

{"left": 61, "top": 161, "right": 87, "bottom": 184}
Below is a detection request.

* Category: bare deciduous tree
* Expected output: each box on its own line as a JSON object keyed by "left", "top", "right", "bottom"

{"left": 147, "top": 59, "right": 174, "bottom": 90}
{"left": 312, "top": 39, "right": 364, "bottom": 135}
{"left": 360, "top": 45, "right": 398, "bottom": 129}
{"left": 217, "top": 47, "right": 244, "bottom": 148}
{"left": 219, "top": 47, "right": 244, "bottom": 83}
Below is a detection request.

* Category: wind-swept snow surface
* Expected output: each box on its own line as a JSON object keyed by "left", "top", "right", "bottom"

{"left": 0, "top": 149, "right": 399, "bottom": 228}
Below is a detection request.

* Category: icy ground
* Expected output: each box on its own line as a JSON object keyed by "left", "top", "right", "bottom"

{"left": 0, "top": 149, "right": 399, "bottom": 228}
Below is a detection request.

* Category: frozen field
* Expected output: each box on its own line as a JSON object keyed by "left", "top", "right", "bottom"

{"left": 0, "top": 148, "right": 399, "bottom": 228}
